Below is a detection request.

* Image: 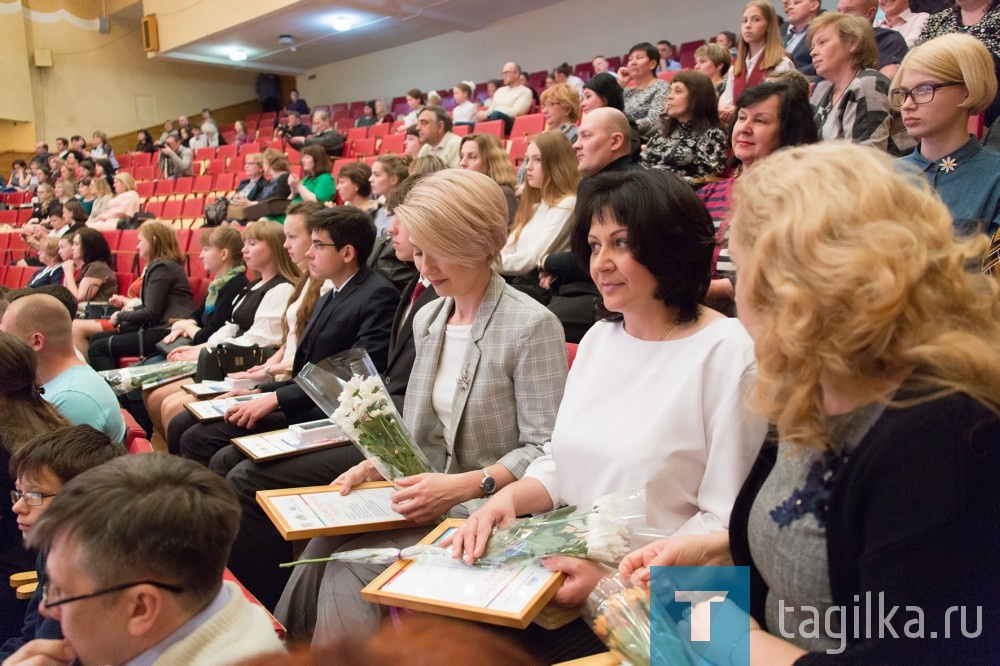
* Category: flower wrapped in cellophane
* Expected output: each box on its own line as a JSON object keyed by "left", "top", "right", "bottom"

{"left": 98, "top": 361, "right": 197, "bottom": 395}
{"left": 477, "top": 491, "right": 659, "bottom": 566}
{"left": 295, "top": 349, "right": 433, "bottom": 485}
{"left": 281, "top": 544, "right": 459, "bottom": 569}
{"left": 584, "top": 573, "right": 694, "bottom": 666}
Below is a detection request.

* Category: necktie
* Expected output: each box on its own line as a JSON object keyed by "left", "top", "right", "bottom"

{"left": 410, "top": 281, "right": 426, "bottom": 305}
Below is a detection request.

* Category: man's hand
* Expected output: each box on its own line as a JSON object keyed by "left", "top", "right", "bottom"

{"left": 224, "top": 391, "right": 278, "bottom": 429}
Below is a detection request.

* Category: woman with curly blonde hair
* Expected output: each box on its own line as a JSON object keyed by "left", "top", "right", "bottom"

{"left": 621, "top": 141, "right": 1000, "bottom": 663}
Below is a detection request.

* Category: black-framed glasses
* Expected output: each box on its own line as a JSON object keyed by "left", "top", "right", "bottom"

{"left": 311, "top": 240, "right": 339, "bottom": 251}
{"left": 890, "top": 82, "right": 962, "bottom": 108}
{"left": 10, "top": 490, "right": 57, "bottom": 507}
{"left": 42, "top": 580, "right": 183, "bottom": 609}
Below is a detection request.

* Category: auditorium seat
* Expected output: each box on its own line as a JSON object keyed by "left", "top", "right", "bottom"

{"left": 452, "top": 124, "right": 471, "bottom": 137}
{"left": 377, "top": 134, "right": 404, "bottom": 155}
{"left": 369, "top": 123, "right": 389, "bottom": 139}
{"left": 217, "top": 144, "right": 238, "bottom": 162}
{"left": 509, "top": 114, "right": 545, "bottom": 139}
{"left": 132, "top": 152, "right": 153, "bottom": 168}
{"left": 135, "top": 166, "right": 155, "bottom": 182}
{"left": 474, "top": 120, "right": 504, "bottom": 138}
{"left": 172, "top": 176, "right": 195, "bottom": 199}
{"left": 678, "top": 39, "right": 706, "bottom": 69}
{"left": 346, "top": 127, "right": 368, "bottom": 143}
{"left": 508, "top": 137, "right": 530, "bottom": 166}
{"left": 153, "top": 179, "right": 175, "bottom": 200}
{"left": 213, "top": 172, "right": 236, "bottom": 194}
{"left": 351, "top": 138, "right": 376, "bottom": 158}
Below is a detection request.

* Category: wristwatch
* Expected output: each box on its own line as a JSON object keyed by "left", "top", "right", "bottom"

{"left": 480, "top": 469, "right": 496, "bottom": 497}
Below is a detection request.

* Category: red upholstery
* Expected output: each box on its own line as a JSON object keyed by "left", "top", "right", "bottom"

{"left": 509, "top": 113, "right": 545, "bottom": 139}
{"left": 223, "top": 569, "right": 285, "bottom": 638}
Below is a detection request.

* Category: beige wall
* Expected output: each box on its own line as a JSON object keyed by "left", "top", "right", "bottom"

{"left": 0, "top": 1, "right": 258, "bottom": 153}
{"left": 144, "top": 0, "right": 299, "bottom": 53}
{"left": 298, "top": 0, "right": 747, "bottom": 104}
{"left": 0, "top": 3, "right": 37, "bottom": 124}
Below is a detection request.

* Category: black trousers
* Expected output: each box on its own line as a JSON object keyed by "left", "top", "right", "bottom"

{"left": 88, "top": 327, "right": 169, "bottom": 371}
{"left": 209, "top": 442, "right": 365, "bottom": 610}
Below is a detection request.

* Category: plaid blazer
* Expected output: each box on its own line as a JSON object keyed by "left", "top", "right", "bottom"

{"left": 403, "top": 272, "right": 567, "bottom": 510}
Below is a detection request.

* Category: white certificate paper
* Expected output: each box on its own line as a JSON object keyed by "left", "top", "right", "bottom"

{"left": 380, "top": 556, "right": 553, "bottom": 613}
{"left": 187, "top": 393, "right": 268, "bottom": 420}
{"left": 270, "top": 487, "right": 405, "bottom": 531}
{"left": 234, "top": 429, "right": 347, "bottom": 461}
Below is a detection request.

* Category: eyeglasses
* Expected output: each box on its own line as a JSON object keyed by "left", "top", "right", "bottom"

{"left": 889, "top": 82, "right": 962, "bottom": 108}
{"left": 42, "top": 580, "right": 184, "bottom": 609}
{"left": 311, "top": 240, "right": 339, "bottom": 251}
{"left": 10, "top": 490, "right": 57, "bottom": 506}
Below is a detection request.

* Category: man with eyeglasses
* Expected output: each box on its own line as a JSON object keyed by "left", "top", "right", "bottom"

{"left": 3, "top": 454, "right": 284, "bottom": 666}
{"left": 476, "top": 61, "right": 533, "bottom": 133}
{"left": 0, "top": 425, "right": 123, "bottom": 657}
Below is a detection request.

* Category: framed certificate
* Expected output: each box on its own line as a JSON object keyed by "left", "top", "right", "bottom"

{"left": 257, "top": 482, "right": 412, "bottom": 540}
{"left": 182, "top": 381, "right": 234, "bottom": 397}
{"left": 232, "top": 427, "right": 348, "bottom": 462}
{"left": 361, "top": 519, "right": 565, "bottom": 629}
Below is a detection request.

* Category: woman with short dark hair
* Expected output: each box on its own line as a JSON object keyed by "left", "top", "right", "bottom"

{"left": 698, "top": 81, "right": 819, "bottom": 314}
{"left": 619, "top": 42, "right": 670, "bottom": 140}
{"left": 453, "top": 168, "right": 765, "bottom": 625}
{"left": 289, "top": 145, "right": 335, "bottom": 204}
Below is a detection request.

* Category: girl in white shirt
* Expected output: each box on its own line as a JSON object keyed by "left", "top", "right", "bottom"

{"left": 500, "top": 131, "right": 580, "bottom": 276}
{"left": 451, "top": 81, "right": 478, "bottom": 125}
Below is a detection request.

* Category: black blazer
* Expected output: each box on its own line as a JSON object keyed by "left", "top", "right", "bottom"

{"left": 784, "top": 27, "right": 816, "bottom": 76}
{"left": 235, "top": 177, "right": 267, "bottom": 202}
{"left": 384, "top": 277, "right": 438, "bottom": 409}
{"left": 262, "top": 265, "right": 399, "bottom": 419}
{"left": 189, "top": 273, "right": 250, "bottom": 344}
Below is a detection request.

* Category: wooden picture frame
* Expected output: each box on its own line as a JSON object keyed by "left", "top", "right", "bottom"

{"left": 257, "top": 481, "right": 412, "bottom": 541}
{"left": 361, "top": 518, "right": 565, "bottom": 629}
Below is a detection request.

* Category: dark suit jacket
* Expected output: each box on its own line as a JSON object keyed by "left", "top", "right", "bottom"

{"left": 384, "top": 278, "right": 437, "bottom": 409}
{"left": 875, "top": 27, "right": 908, "bottom": 69}
{"left": 260, "top": 265, "right": 399, "bottom": 419}
{"left": 234, "top": 177, "right": 267, "bottom": 202}
{"left": 784, "top": 25, "right": 816, "bottom": 76}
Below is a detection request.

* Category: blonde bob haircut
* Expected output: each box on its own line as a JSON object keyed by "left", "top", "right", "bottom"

{"left": 734, "top": 0, "right": 788, "bottom": 78}
{"left": 510, "top": 131, "right": 580, "bottom": 244}
{"left": 139, "top": 220, "right": 184, "bottom": 264}
{"left": 807, "top": 13, "right": 879, "bottom": 71}
{"left": 114, "top": 172, "right": 136, "bottom": 191}
{"left": 460, "top": 134, "right": 517, "bottom": 189}
{"left": 540, "top": 83, "right": 581, "bottom": 123}
{"left": 262, "top": 147, "right": 290, "bottom": 173}
{"left": 394, "top": 169, "right": 508, "bottom": 268}
{"left": 891, "top": 33, "right": 998, "bottom": 115}
{"left": 242, "top": 219, "right": 302, "bottom": 283}
{"left": 731, "top": 142, "right": 1000, "bottom": 450}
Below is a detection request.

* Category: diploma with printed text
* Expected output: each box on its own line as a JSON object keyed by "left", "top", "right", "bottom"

{"left": 231, "top": 427, "right": 349, "bottom": 462}
{"left": 257, "top": 482, "right": 412, "bottom": 540}
{"left": 361, "top": 519, "right": 565, "bottom": 628}
{"left": 184, "top": 393, "right": 269, "bottom": 422}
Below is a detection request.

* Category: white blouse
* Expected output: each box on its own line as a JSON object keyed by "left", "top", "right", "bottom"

{"left": 500, "top": 196, "right": 576, "bottom": 276}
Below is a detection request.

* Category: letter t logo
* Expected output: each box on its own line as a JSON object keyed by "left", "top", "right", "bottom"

{"left": 675, "top": 591, "right": 729, "bottom": 641}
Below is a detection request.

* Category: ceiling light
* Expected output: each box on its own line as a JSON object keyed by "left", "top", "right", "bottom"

{"left": 279, "top": 34, "right": 294, "bottom": 45}
{"left": 331, "top": 16, "right": 352, "bottom": 31}
{"left": 228, "top": 50, "right": 247, "bottom": 61}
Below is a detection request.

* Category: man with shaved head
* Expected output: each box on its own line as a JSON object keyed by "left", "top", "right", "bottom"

{"left": 573, "top": 107, "right": 635, "bottom": 177}
{"left": 538, "top": 108, "right": 640, "bottom": 343}
{"left": 0, "top": 293, "right": 125, "bottom": 443}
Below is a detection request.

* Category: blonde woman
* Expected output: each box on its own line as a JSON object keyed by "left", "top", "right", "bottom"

{"left": 503, "top": 132, "right": 579, "bottom": 278}
{"left": 621, "top": 142, "right": 1000, "bottom": 663}
{"left": 719, "top": 0, "right": 794, "bottom": 123}
{"left": 809, "top": 13, "right": 912, "bottom": 154}
{"left": 894, "top": 33, "right": 1000, "bottom": 240}
{"left": 458, "top": 133, "right": 518, "bottom": 226}
{"left": 540, "top": 83, "right": 581, "bottom": 144}
{"left": 87, "top": 222, "right": 194, "bottom": 370}
{"left": 88, "top": 172, "right": 140, "bottom": 230}
{"left": 276, "top": 169, "right": 568, "bottom": 643}
{"left": 84, "top": 177, "right": 113, "bottom": 222}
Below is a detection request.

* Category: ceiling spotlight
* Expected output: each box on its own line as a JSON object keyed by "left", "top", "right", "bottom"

{"left": 279, "top": 34, "right": 294, "bottom": 45}
{"left": 228, "top": 50, "right": 248, "bottom": 61}
{"left": 331, "top": 16, "right": 352, "bottom": 31}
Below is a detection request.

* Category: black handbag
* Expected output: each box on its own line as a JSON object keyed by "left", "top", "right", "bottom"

{"left": 155, "top": 336, "right": 194, "bottom": 356}
{"left": 194, "top": 343, "right": 270, "bottom": 382}
{"left": 117, "top": 211, "right": 155, "bottom": 230}
{"left": 204, "top": 197, "right": 229, "bottom": 227}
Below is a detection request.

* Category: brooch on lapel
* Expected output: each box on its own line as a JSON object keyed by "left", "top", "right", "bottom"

{"left": 938, "top": 156, "right": 958, "bottom": 173}
{"left": 456, "top": 365, "right": 471, "bottom": 391}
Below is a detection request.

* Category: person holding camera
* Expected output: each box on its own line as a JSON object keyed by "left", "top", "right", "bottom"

{"left": 274, "top": 111, "right": 311, "bottom": 143}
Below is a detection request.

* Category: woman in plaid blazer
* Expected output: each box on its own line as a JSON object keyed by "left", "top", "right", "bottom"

{"left": 275, "top": 169, "right": 568, "bottom": 642}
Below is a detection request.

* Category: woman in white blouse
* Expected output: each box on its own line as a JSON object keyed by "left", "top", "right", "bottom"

{"left": 451, "top": 168, "right": 767, "bottom": 608}
{"left": 87, "top": 172, "right": 141, "bottom": 230}
{"left": 501, "top": 131, "right": 579, "bottom": 279}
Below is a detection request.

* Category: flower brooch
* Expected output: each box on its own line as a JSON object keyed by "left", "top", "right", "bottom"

{"left": 938, "top": 156, "right": 958, "bottom": 173}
